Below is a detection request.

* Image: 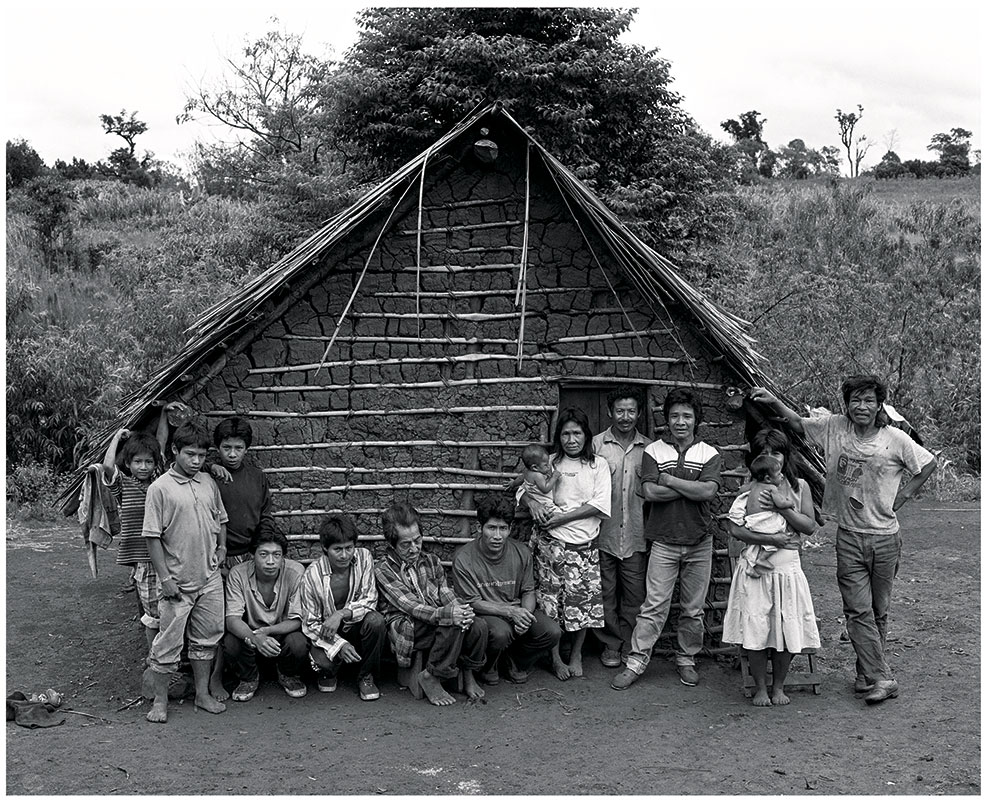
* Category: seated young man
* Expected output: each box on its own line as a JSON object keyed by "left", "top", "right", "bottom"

{"left": 374, "top": 502, "right": 488, "bottom": 707}
{"left": 223, "top": 528, "right": 308, "bottom": 702}
{"left": 298, "top": 514, "right": 385, "bottom": 701}
{"left": 452, "top": 495, "right": 561, "bottom": 685}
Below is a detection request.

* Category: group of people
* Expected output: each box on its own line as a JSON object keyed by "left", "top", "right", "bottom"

{"left": 101, "top": 374, "right": 936, "bottom": 723}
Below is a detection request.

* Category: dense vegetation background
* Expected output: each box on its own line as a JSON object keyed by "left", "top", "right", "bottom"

{"left": 6, "top": 9, "right": 980, "bottom": 514}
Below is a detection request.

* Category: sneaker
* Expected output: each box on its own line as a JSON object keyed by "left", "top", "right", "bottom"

{"left": 358, "top": 675, "right": 380, "bottom": 701}
{"left": 232, "top": 679, "right": 259, "bottom": 702}
{"left": 600, "top": 647, "right": 622, "bottom": 668}
{"left": 317, "top": 674, "right": 338, "bottom": 693}
{"left": 278, "top": 673, "right": 307, "bottom": 699}
{"left": 677, "top": 664, "right": 699, "bottom": 686}
{"left": 854, "top": 674, "right": 875, "bottom": 693}
{"left": 611, "top": 668, "right": 640, "bottom": 690}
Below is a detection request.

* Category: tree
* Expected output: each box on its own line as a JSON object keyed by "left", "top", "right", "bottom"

{"left": 181, "top": 25, "right": 337, "bottom": 178}
{"left": 6, "top": 139, "right": 46, "bottom": 193}
{"left": 928, "top": 127, "right": 973, "bottom": 175}
{"left": 98, "top": 109, "right": 160, "bottom": 186}
{"left": 330, "top": 8, "right": 735, "bottom": 256}
{"left": 99, "top": 110, "right": 147, "bottom": 157}
{"left": 721, "top": 110, "right": 770, "bottom": 182}
{"left": 872, "top": 150, "right": 908, "bottom": 180}
{"left": 775, "top": 139, "right": 839, "bottom": 179}
{"left": 835, "top": 105, "right": 870, "bottom": 177}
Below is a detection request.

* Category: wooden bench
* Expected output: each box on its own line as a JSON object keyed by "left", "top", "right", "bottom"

{"left": 739, "top": 649, "right": 821, "bottom": 697}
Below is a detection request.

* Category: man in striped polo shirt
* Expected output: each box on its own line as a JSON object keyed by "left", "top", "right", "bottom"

{"left": 611, "top": 388, "right": 721, "bottom": 690}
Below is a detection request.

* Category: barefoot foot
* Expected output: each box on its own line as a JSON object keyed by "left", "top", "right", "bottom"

{"left": 771, "top": 688, "right": 790, "bottom": 706}
{"left": 462, "top": 671, "right": 485, "bottom": 701}
{"left": 418, "top": 670, "right": 456, "bottom": 706}
{"left": 141, "top": 667, "right": 156, "bottom": 701}
{"left": 146, "top": 700, "right": 168, "bottom": 723}
{"left": 568, "top": 655, "right": 584, "bottom": 678}
{"left": 194, "top": 693, "right": 227, "bottom": 714}
{"left": 752, "top": 688, "right": 772, "bottom": 707}
{"left": 552, "top": 657, "right": 572, "bottom": 681}
{"left": 209, "top": 679, "right": 230, "bottom": 703}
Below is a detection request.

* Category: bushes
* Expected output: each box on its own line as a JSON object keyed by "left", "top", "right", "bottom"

{"left": 5, "top": 460, "right": 69, "bottom": 520}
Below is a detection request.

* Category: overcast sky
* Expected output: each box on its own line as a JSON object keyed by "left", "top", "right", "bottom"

{"left": 3, "top": 2, "right": 982, "bottom": 174}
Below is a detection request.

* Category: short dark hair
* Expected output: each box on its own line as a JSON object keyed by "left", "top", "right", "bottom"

{"left": 748, "top": 453, "right": 777, "bottom": 482}
{"left": 841, "top": 375, "right": 889, "bottom": 427}
{"left": 551, "top": 407, "right": 595, "bottom": 465}
{"left": 318, "top": 514, "right": 359, "bottom": 549}
{"left": 253, "top": 527, "right": 288, "bottom": 555}
{"left": 475, "top": 495, "right": 515, "bottom": 527}
{"left": 663, "top": 388, "right": 703, "bottom": 427}
{"left": 172, "top": 422, "right": 212, "bottom": 452}
{"left": 606, "top": 386, "right": 645, "bottom": 412}
{"left": 749, "top": 428, "right": 799, "bottom": 491}
{"left": 214, "top": 417, "right": 253, "bottom": 449}
{"left": 118, "top": 432, "right": 164, "bottom": 475}
{"left": 521, "top": 444, "right": 550, "bottom": 470}
{"left": 380, "top": 502, "right": 421, "bottom": 547}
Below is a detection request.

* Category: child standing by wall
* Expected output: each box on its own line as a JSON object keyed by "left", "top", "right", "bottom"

{"left": 101, "top": 429, "right": 165, "bottom": 654}
{"left": 142, "top": 423, "right": 228, "bottom": 723}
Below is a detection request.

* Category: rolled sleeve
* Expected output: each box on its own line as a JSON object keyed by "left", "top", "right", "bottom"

{"left": 588, "top": 460, "right": 612, "bottom": 516}
{"left": 224, "top": 568, "right": 248, "bottom": 620}
{"left": 141, "top": 483, "right": 165, "bottom": 539}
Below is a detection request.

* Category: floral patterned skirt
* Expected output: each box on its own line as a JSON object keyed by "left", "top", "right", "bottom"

{"left": 533, "top": 532, "right": 604, "bottom": 633}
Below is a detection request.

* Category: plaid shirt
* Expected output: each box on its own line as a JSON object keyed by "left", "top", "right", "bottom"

{"left": 374, "top": 548, "right": 457, "bottom": 668}
{"left": 299, "top": 549, "right": 377, "bottom": 659}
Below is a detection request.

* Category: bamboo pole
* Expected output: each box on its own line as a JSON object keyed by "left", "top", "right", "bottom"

{"left": 282, "top": 334, "right": 536, "bottom": 345}
{"left": 515, "top": 140, "right": 531, "bottom": 366}
{"left": 249, "top": 352, "right": 685, "bottom": 374}
{"left": 347, "top": 311, "right": 524, "bottom": 321}
{"left": 397, "top": 263, "right": 520, "bottom": 273}
{"left": 399, "top": 219, "right": 521, "bottom": 235}
{"left": 370, "top": 287, "right": 575, "bottom": 299}
{"left": 273, "top": 507, "right": 479, "bottom": 518}
{"left": 315, "top": 177, "right": 418, "bottom": 375}
{"left": 250, "top": 376, "right": 552, "bottom": 393}
{"left": 421, "top": 197, "right": 513, "bottom": 211}
{"left": 203, "top": 405, "right": 554, "bottom": 419}
{"left": 265, "top": 465, "right": 515, "bottom": 479}
{"left": 251, "top": 440, "right": 534, "bottom": 451}
{"left": 554, "top": 329, "right": 670, "bottom": 343}
{"left": 272, "top": 482, "right": 506, "bottom": 494}
{"left": 415, "top": 149, "right": 430, "bottom": 337}
{"left": 286, "top": 533, "right": 475, "bottom": 545}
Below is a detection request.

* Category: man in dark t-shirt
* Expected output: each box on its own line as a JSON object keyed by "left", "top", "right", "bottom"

{"left": 453, "top": 496, "right": 561, "bottom": 684}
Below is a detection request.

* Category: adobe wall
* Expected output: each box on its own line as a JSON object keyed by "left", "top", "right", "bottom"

{"left": 193, "top": 124, "right": 750, "bottom": 643}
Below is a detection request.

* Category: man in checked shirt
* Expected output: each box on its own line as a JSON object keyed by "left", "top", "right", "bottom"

{"left": 591, "top": 387, "right": 653, "bottom": 669}
{"left": 374, "top": 502, "right": 488, "bottom": 706}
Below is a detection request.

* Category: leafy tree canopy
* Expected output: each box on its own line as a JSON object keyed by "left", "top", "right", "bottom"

{"left": 6, "top": 139, "right": 46, "bottom": 193}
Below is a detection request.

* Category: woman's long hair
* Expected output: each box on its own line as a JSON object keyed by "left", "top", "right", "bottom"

{"left": 551, "top": 407, "right": 595, "bottom": 465}
{"left": 749, "top": 427, "right": 800, "bottom": 491}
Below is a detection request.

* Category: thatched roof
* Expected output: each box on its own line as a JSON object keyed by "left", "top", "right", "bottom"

{"left": 59, "top": 101, "right": 819, "bottom": 511}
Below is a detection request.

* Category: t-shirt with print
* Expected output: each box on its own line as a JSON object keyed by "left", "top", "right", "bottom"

{"left": 549, "top": 455, "right": 612, "bottom": 545}
{"left": 802, "top": 414, "right": 935, "bottom": 535}
{"left": 452, "top": 538, "right": 535, "bottom": 606}
{"left": 640, "top": 438, "right": 721, "bottom": 546}
{"left": 142, "top": 468, "right": 228, "bottom": 592}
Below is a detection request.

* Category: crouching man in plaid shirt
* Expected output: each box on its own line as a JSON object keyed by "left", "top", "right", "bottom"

{"left": 374, "top": 502, "right": 488, "bottom": 706}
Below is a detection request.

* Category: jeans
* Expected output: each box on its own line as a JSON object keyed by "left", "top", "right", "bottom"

{"left": 481, "top": 609, "right": 561, "bottom": 673}
{"left": 224, "top": 630, "right": 308, "bottom": 681}
{"left": 836, "top": 527, "right": 902, "bottom": 682}
{"left": 148, "top": 570, "right": 224, "bottom": 674}
{"left": 309, "top": 611, "right": 387, "bottom": 679}
{"left": 626, "top": 538, "right": 713, "bottom": 673}
{"left": 594, "top": 550, "right": 647, "bottom": 654}
{"left": 413, "top": 617, "right": 489, "bottom": 680}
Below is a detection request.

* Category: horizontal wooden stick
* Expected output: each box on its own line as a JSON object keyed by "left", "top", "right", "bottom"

{"left": 286, "top": 533, "right": 474, "bottom": 545}
{"left": 421, "top": 197, "right": 514, "bottom": 211}
{"left": 272, "top": 482, "right": 505, "bottom": 494}
{"left": 252, "top": 440, "right": 534, "bottom": 451}
{"left": 265, "top": 466, "right": 515, "bottom": 479}
{"left": 370, "top": 287, "right": 576, "bottom": 298}
{"left": 398, "top": 219, "right": 521, "bottom": 235}
{"left": 397, "top": 263, "right": 519, "bottom": 273}
{"left": 250, "top": 377, "right": 552, "bottom": 393}
{"left": 205, "top": 405, "right": 554, "bottom": 419}
{"left": 274, "top": 507, "right": 479, "bottom": 518}
{"left": 281, "top": 334, "right": 535, "bottom": 346}
{"left": 350, "top": 311, "right": 523, "bottom": 321}
{"left": 555, "top": 329, "right": 671, "bottom": 343}
{"left": 551, "top": 375, "right": 724, "bottom": 390}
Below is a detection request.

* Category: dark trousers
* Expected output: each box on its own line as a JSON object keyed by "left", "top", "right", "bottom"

{"left": 309, "top": 610, "right": 386, "bottom": 679}
{"left": 595, "top": 550, "right": 648, "bottom": 653}
{"left": 413, "top": 617, "right": 488, "bottom": 680}
{"left": 223, "top": 630, "right": 308, "bottom": 681}
{"left": 482, "top": 609, "right": 561, "bottom": 673}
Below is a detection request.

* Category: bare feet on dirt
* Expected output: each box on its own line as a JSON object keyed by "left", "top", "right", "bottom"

{"left": 552, "top": 656, "right": 572, "bottom": 681}
{"left": 194, "top": 694, "right": 227, "bottom": 714}
{"left": 569, "top": 654, "right": 584, "bottom": 677}
{"left": 418, "top": 670, "right": 455, "bottom": 706}
{"left": 146, "top": 700, "right": 168, "bottom": 723}
{"left": 771, "top": 688, "right": 791, "bottom": 706}
{"left": 209, "top": 679, "right": 230, "bottom": 703}
{"left": 752, "top": 688, "right": 772, "bottom": 707}
{"left": 462, "top": 671, "right": 485, "bottom": 700}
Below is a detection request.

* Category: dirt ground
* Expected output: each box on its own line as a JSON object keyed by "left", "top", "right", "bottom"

{"left": 4, "top": 501, "right": 980, "bottom": 795}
